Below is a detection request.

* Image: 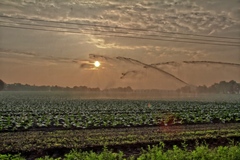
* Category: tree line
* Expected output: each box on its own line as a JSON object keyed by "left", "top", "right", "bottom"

{"left": 0, "top": 79, "right": 239, "bottom": 93}
{"left": 177, "top": 80, "right": 240, "bottom": 94}
{"left": 0, "top": 80, "right": 133, "bottom": 92}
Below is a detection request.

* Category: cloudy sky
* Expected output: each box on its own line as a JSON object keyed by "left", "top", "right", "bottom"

{"left": 0, "top": 0, "right": 240, "bottom": 90}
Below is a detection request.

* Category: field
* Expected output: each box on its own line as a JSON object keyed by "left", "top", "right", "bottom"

{"left": 0, "top": 91, "right": 240, "bottom": 159}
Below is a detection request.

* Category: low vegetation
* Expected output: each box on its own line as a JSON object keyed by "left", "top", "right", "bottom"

{"left": 1, "top": 142, "right": 240, "bottom": 160}
{"left": 0, "top": 92, "right": 239, "bottom": 159}
{"left": 0, "top": 92, "right": 239, "bottom": 131}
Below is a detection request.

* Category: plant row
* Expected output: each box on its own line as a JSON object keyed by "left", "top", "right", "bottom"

{"left": 1, "top": 142, "right": 240, "bottom": 160}
{"left": 0, "top": 93, "right": 240, "bottom": 131}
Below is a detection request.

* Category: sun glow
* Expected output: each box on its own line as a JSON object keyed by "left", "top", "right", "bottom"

{"left": 94, "top": 61, "right": 101, "bottom": 67}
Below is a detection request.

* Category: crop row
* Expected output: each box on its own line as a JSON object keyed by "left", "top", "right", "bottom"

{"left": 0, "top": 92, "right": 240, "bottom": 131}
{"left": 1, "top": 142, "right": 240, "bottom": 160}
{"left": 1, "top": 124, "right": 240, "bottom": 154}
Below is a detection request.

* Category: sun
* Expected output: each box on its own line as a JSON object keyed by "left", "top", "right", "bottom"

{"left": 94, "top": 61, "right": 101, "bottom": 67}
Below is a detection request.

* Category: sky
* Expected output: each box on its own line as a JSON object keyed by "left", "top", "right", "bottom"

{"left": 0, "top": 0, "right": 240, "bottom": 90}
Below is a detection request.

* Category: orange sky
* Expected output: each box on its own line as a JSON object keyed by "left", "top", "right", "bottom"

{"left": 0, "top": 0, "right": 239, "bottom": 90}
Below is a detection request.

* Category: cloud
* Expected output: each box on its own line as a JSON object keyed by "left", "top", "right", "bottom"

{"left": 2, "top": 0, "right": 239, "bottom": 38}
{"left": 0, "top": 48, "right": 36, "bottom": 57}
{"left": 0, "top": 48, "right": 79, "bottom": 66}
{"left": 89, "top": 54, "right": 116, "bottom": 62}
{"left": 0, "top": 0, "right": 239, "bottom": 89}
{"left": 151, "top": 61, "right": 181, "bottom": 67}
{"left": 182, "top": 61, "right": 240, "bottom": 67}
{"left": 79, "top": 63, "right": 94, "bottom": 69}
{"left": 1, "top": 0, "right": 239, "bottom": 59}
{"left": 116, "top": 56, "right": 188, "bottom": 85}
{"left": 120, "top": 70, "right": 145, "bottom": 79}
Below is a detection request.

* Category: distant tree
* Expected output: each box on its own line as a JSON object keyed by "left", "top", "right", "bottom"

{"left": 197, "top": 85, "right": 208, "bottom": 93}
{"left": 125, "top": 86, "right": 133, "bottom": 92}
{"left": 0, "top": 79, "right": 5, "bottom": 91}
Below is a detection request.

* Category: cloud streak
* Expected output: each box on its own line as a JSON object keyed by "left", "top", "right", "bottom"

{"left": 120, "top": 70, "right": 144, "bottom": 79}
{"left": 89, "top": 54, "right": 240, "bottom": 87}
{"left": 182, "top": 61, "right": 240, "bottom": 67}
{"left": 0, "top": 48, "right": 36, "bottom": 57}
{"left": 116, "top": 56, "right": 188, "bottom": 85}
{"left": 89, "top": 54, "right": 116, "bottom": 62}
{"left": 152, "top": 60, "right": 240, "bottom": 68}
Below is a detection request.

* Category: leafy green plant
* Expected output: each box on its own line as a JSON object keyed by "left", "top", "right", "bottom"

{"left": 0, "top": 154, "right": 24, "bottom": 160}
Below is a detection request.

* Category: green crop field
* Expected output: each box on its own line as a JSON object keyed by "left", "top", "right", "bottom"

{"left": 0, "top": 91, "right": 240, "bottom": 159}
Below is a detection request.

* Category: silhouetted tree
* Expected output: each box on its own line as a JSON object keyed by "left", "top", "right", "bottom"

{"left": 197, "top": 85, "right": 208, "bottom": 93}
{"left": 177, "top": 80, "right": 240, "bottom": 94}
{"left": 0, "top": 79, "right": 5, "bottom": 91}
